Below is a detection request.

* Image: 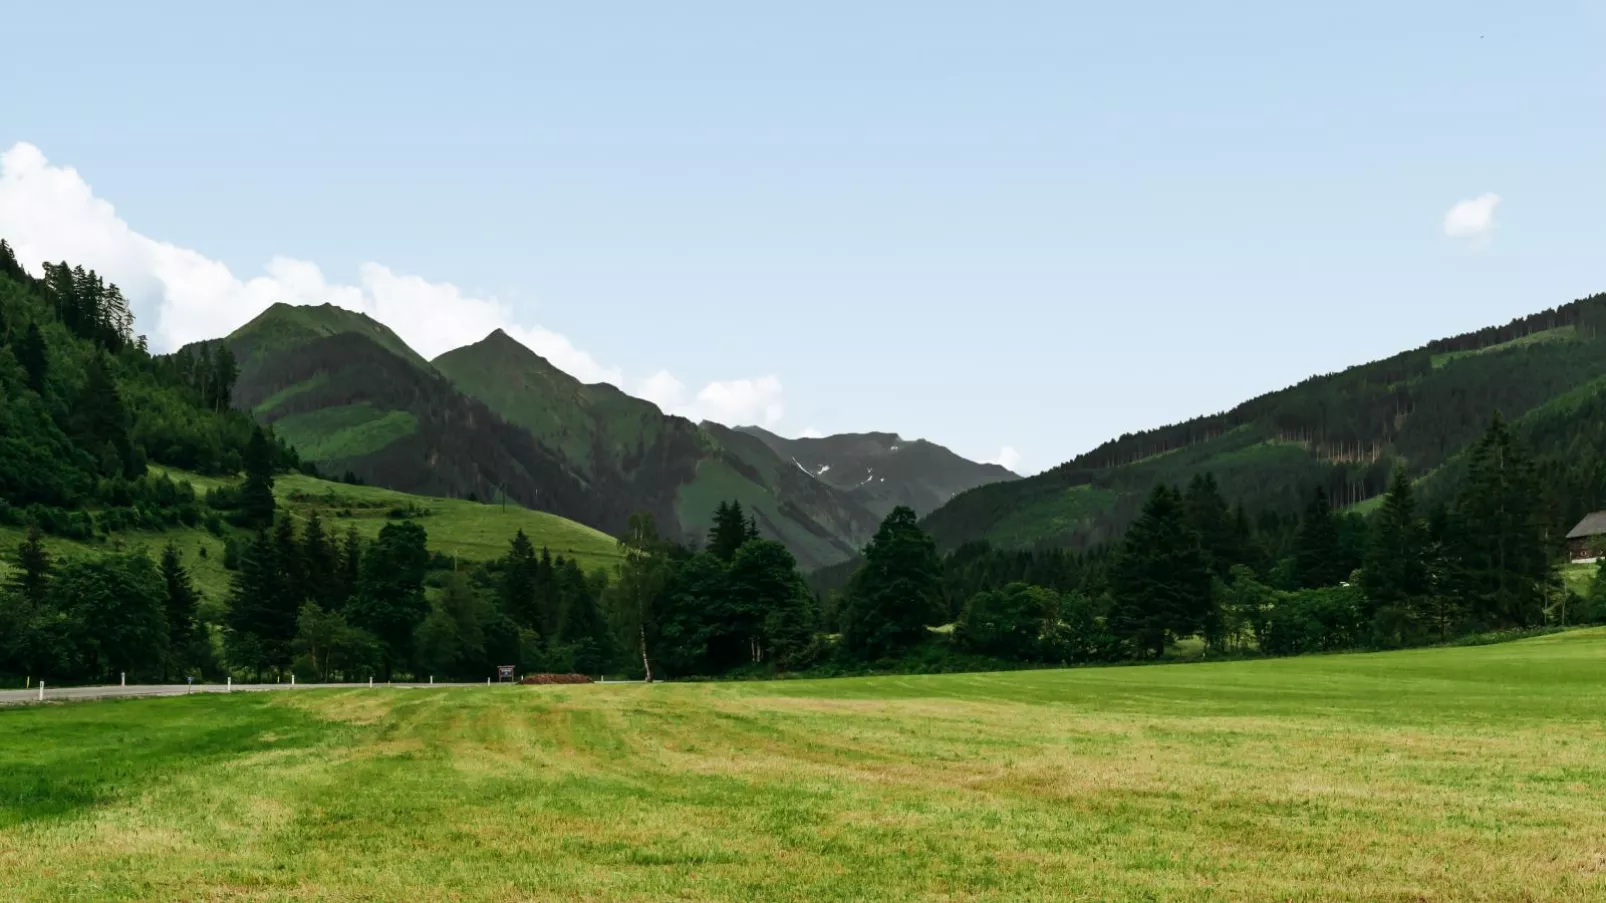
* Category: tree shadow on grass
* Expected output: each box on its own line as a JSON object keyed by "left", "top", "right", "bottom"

{"left": 0, "top": 694, "right": 325, "bottom": 828}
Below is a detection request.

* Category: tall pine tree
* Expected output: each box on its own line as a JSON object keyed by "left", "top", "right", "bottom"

{"left": 16, "top": 323, "right": 46, "bottom": 394}
{"left": 1453, "top": 413, "right": 1549, "bottom": 627}
{"left": 840, "top": 507, "right": 942, "bottom": 660}
{"left": 226, "top": 530, "right": 294, "bottom": 678}
{"left": 348, "top": 521, "right": 430, "bottom": 679}
{"left": 10, "top": 527, "right": 52, "bottom": 613}
{"left": 1108, "top": 484, "right": 1214, "bottom": 657}
{"left": 1293, "top": 486, "right": 1345, "bottom": 588}
{"left": 160, "top": 542, "right": 201, "bottom": 678}
{"left": 707, "top": 500, "right": 752, "bottom": 561}
{"left": 499, "top": 529, "right": 540, "bottom": 629}
{"left": 239, "top": 426, "right": 277, "bottom": 528}
{"left": 1361, "top": 467, "right": 1428, "bottom": 634}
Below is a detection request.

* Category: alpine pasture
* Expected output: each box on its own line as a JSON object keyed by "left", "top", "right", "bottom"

{"left": 4, "top": 629, "right": 1606, "bottom": 902}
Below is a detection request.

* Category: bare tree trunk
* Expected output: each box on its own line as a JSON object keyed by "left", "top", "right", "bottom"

{"left": 639, "top": 624, "right": 652, "bottom": 683}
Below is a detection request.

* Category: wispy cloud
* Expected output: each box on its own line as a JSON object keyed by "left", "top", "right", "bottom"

{"left": 0, "top": 141, "right": 787, "bottom": 425}
{"left": 1442, "top": 192, "right": 1500, "bottom": 248}
{"left": 635, "top": 370, "right": 785, "bottom": 427}
{"left": 985, "top": 446, "right": 1021, "bottom": 472}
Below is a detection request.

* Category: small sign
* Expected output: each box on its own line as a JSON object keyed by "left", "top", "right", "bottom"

{"left": 497, "top": 665, "right": 515, "bottom": 682}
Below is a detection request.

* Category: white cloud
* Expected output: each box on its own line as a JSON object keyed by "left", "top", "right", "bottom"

{"left": 0, "top": 141, "right": 782, "bottom": 420}
{"left": 1442, "top": 192, "right": 1500, "bottom": 247}
{"left": 636, "top": 370, "right": 786, "bottom": 426}
{"left": 796, "top": 426, "right": 825, "bottom": 439}
{"left": 985, "top": 446, "right": 1021, "bottom": 472}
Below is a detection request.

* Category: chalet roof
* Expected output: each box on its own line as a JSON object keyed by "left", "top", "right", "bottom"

{"left": 1566, "top": 511, "right": 1606, "bottom": 539}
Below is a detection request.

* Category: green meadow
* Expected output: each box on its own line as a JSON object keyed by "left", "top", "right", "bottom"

{"left": 0, "top": 468, "right": 622, "bottom": 603}
{"left": 4, "top": 629, "right": 1606, "bottom": 901}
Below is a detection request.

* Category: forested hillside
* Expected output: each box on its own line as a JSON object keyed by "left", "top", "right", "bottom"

{"left": 925, "top": 292, "right": 1606, "bottom": 552}
{"left": 0, "top": 241, "right": 271, "bottom": 525}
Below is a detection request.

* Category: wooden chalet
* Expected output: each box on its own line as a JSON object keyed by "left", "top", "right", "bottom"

{"left": 1565, "top": 511, "right": 1606, "bottom": 562}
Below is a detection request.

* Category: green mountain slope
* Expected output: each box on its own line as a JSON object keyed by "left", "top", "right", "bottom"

{"left": 228, "top": 302, "right": 433, "bottom": 376}
{"left": 735, "top": 426, "right": 1017, "bottom": 518}
{"left": 926, "top": 293, "right": 1606, "bottom": 551}
{"left": 432, "top": 330, "right": 878, "bottom": 569}
{"left": 193, "top": 309, "right": 618, "bottom": 532}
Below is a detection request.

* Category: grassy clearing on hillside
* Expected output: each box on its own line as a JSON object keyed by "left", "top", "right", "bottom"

{"left": 270, "top": 403, "right": 420, "bottom": 462}
{"left": 985, "top": 484, "right": 1119, "bottom": 548}
{"left": 5, "top": 630, "right": 1606, "bottom": 901}
{"left": 1430, "top": 325, "right": 1579, "bottom": 369}
{"left": 269, "top": 472, "right": 622, "bottom": 571}
{"left": 0, "top": 470, "right": 621, "bottom": 603}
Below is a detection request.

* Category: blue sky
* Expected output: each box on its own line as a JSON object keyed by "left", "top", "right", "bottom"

{"left": 2, "top": 1, "right": 1603, "bottom": 473}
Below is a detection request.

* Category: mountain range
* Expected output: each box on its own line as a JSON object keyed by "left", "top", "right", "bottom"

{"left": 197, "top": 287, "right": 1606, "bottom": 573}
{"left": 194, "top": 303, "right": 1017, "bottom": 569}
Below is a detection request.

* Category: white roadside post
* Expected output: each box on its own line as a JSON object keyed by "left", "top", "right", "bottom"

{"left": 369, "top": 676, "right": 374, "bottom": 688}
{"left": 291, "top": 674, "right": 296, "bottom": 686}
{"left": 120, "top": 672, "right": 125, "bottom": 687}
{"left": 37, "top": 681, "right": 43, "bottom": 702}
{"left": 227, "top": 676, "right": 232, "bottom": 693}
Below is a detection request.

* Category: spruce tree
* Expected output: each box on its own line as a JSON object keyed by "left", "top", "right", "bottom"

{"left": 840, "top": 506, "right": 943, "bottom": 659}
{"left": 239, "top": 426, "right": 277, "bottom": 528}
{"left": 708, "top": 500, "right": 751, "bottom": 561}
{"left": 556, "top": 558, "right": 614, "bottom": 674}
{"left": 1108, "top": 484, "right": 1214, "bottom": 657}
{"left": 338, "top": 526, "right": 362, "bottom": 607}
{"left": 74, "top": 353, "right": 134, "bottom": 476}
{"left": 301, "top": 511, "right": 339, "bottom": 610}
{"left": 10, "top": 527, "right": 52, "bottom": 612}
{"left": 1361, "top": 467, "right": 1428, "bottom": 630}
{"left": 1183, "top": 473, "right": 1239, "bottom": 577}
{"left": 211, "top": 345, "right": 239, "bottom": 410}
{"left": 160, "top": 542, "right": 201, "bottom": 677}
{"left": 17, "top": 322, "right": 47, "bottom": 394}
{"left": 533, "top": 547, "right": 560, "bottom": 635}
{"left": 347, "top": 521, "right": 430, "bottom": 678}
{"left": 0, "top": 239, "right": 25, "bottom": 283}
{"left": 274, "top": 515, "right": 305, "bottom": 617}
{"left": 499, "top": 529, "right": 539, "bottom": 628}
{"left": 226, "top": 530, "right": 290, "bottom": 678}
{"left": 1293, "top": 486, "right": 1345, "bottom": 588}
{"left": 1453, "top": 413, "right": 1548, "bottom": 627}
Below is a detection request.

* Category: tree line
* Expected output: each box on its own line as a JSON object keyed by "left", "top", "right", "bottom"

{"left": 1, "top": 414, "right": 1597, "bottom": 686}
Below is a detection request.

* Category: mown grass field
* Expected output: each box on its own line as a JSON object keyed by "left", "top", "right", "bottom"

{"left": 4, "top": 630, "right": 1606, "bottom": 901}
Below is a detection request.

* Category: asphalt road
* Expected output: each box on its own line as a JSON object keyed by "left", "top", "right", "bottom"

{"left": 0, "top": 681, "right": 499, "bottom": 706}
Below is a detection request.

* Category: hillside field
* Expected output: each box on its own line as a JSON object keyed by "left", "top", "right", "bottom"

{"left": 0, "top": 469, "right": 622, "bottom": 602}
{"left": 4, "top": 630, "right": 1606, "bottom": 901}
